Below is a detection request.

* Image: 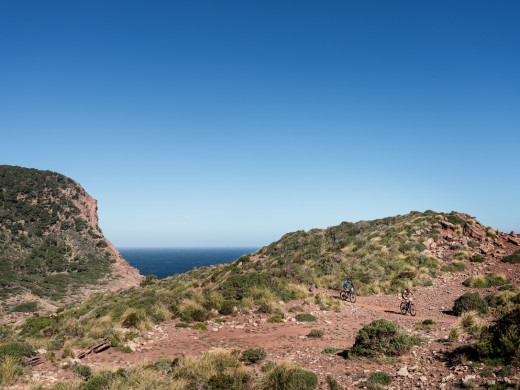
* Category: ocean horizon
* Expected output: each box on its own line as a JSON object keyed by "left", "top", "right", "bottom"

{"left": 118, "top": 247, "right": 259, "bottom": 279}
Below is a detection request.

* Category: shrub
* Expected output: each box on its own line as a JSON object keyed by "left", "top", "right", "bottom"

{"left": 175, "top": 322, "right": 189, "bottom": 328}
{"left": 325, "top": 375, "right": 342, "bottom": 390}
{"left": 470, "top": 254, "right": 485, "bottom": 263}
{"left": 191, "top": 322, "right": 208, "bottom": 331}
{"left": 267, "top": 315, "right": 284, "bottom": 323}
{"left": 140, "top": 274, "right": 158, "bottom": 286}
{"left": 502, "top": 250, "right": 520, "bottom": 264}
{"left": 453, "top": 293, "right": 489, "bottom": 316}
{"left": 288, "top": 305, "right": 303, "bottom": 313}
{"left": 441, "top": 261, "right": 467, "bottom": 273}
{"left": 218, "top": 300, "right": 237, "bottom": 316}
{"left": 12, "top": 301, "right": 38, "bottom": 312}
{"left": 463, "top": 274, "right": 508, "bottom": 288}
{"left": 414, "top": 319, "right": 436, "bottom": 331}
{"left": 241, "top": 348, "right": 267, "bottom": 364}
{"left": 257, "top": 361, "right": 317, "bottom": 390}
{"left": 366, "top": 371, "right": 392, "bottom": 387}
{"left": 74, "top": 364, "right": 93, "bottom": 380}
{"left": 350, "top": 319, "right": 418, "bottom": 358}
{"left": 477, "top": 306, "right": 520, "bottom": 363}
{"left": 83, "top": 375, "right": 110, "bottom": 390}
{"left": 0, "top": 342, "right": 35, "bottom": 360}
{"left": 307, "top": 329, "right": 324, "bottom": 338}
{"left": 295, "top": 314, "right": 316, "bottom": 322}
{"left": 322, "top": 347, "right": 342, "bottom": 354}
{"left": 122, "top": 312, "right": 141, "bottom": 328}
{"left": 208, "top": 373, "right": 235, "bottom": 390}
{"left": 120, "top": 346, "right": 132, "bottom": 353}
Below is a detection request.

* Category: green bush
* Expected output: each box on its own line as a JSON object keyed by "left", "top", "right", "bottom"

{"left": 463, "top": 274, "right": 508, "bottom": 288}
{"left": 191, "top": 322, "right": 208, "bottom": 331}
{"left": 470, "top": 254, "right": 485, "bottom": 263}
{"left": 208, "top": 373, "right": 234, "bottom": 390}
{"left": 241, "top": 348, "right": 267, "bottom": 364}
{"left": 288, "top": 305, "right": 303, "bottom": 313}
{"left": 74, "top": 364, "right": 93, "bottom": 380}
{"left": 83, "top": 375, "right": 110, "bottom": 390}
{"left": 350, "top": 319, "right": 418, "bottom": 358}
{"left": 175, "top": 322, "right": 189, "bottom": 328}
{"left": 502, "top": 250, "right": 520, "bottom": 264}
{"left": 325, "top": 375, "right": 342, "bottom": 390}
{"left": 295, "top": 313, "right": 316, "bottom": 322}
{"left": 120, "top": 346, "right": 132, "bottom": 353}
{"left": 0, "top": 342, "right": 35, "bottom": 359}
{"left": 366, "top": 371, "right": 392, "bottom": 386}
{"left": 267, "top": 315, "right": 284, "bottom": 323}
{"left": 12, "top": 301, "right": 38, "bottom": 312}
{"left": 121, "top": 312, "right": 140, "bottom": 328}
{"left": 218, "top": 300, "right": 237, "bottom": 315}
{"left": 322, "top": 347, "right": 342, "bottom": 354}
{"left": 453, "top": 293, "right": 489, "bottom": 316}
{"left": 307, "top": 329, "right": 324, "bottom": 338}
{"left": 257, "top": 362, "right": 317, "bottom": 390}
{"left": 477, "top": 306, "right": 520, "bottom": 364}
{"left": 441, "top": 261, "right": 467, "bottom": 273}
{"left": 140, "top": 274, "right": 158, "bottom": 286}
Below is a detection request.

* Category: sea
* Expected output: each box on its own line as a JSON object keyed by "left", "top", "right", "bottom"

{"left": 118, "top": 247, "right": 259, "bottom": 279}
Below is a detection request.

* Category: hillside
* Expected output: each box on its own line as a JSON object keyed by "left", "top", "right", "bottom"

{"left": 1, "top": 210, "right": 520, "bottom": 389}
{"left": 0, "top": 165, "right": 141, "bottom": 316}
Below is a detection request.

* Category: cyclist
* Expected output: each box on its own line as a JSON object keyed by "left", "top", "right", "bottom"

{"left": 402, "top": 286, "right": 414, "bottom": 306}
{"left": 343, "top": 277, "right": 354, "bottom": 293}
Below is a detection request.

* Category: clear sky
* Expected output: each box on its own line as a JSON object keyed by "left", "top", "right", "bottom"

{"left": 1, "top": 1, "right": 519, "bottom": 247}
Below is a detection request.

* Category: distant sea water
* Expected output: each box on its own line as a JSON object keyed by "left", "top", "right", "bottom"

{"left": 118, "top": 247, "right": 259, "bottom": 279}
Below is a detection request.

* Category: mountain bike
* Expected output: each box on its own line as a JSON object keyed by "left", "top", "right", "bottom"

{"left": 340, "top": 287, "right": 356, "bottom": 303}
{"left": 400, "top": 297, "right": 416, "bottom": 316}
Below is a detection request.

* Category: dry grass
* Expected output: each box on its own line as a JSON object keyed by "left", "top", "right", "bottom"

{"left": 0, "top": 356, "right": 23, "bottom": 386}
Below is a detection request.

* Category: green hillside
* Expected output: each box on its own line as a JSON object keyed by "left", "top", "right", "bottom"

{"left": 3, "top": 210, "right": 479, "bottom": 348}
{"left": 0, "top": 166, "right": 117, "bottom": 305}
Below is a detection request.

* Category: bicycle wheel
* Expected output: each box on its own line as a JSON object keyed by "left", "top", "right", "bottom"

{"left": 400, "top": 301, "right": 407, "bottom": 315}
{"left": 349, "top": 291, "right": 357, "bottom": 303}
{"left": 409, "top": 303, "right": 416, "bottom": 316}
{"left": 340, "top": 290, "right": 347, "bottom": 301}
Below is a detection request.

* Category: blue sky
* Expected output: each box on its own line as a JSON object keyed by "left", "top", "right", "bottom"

{"left": 1, "top": 1, "right": 519, "bottom": 247}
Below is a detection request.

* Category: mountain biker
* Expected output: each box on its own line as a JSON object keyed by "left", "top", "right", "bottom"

{"left": 343, "top": 277, "right": 354, "bottom": 292}
{"left": 402, "top": 286, "right": 414, "bottom": 304}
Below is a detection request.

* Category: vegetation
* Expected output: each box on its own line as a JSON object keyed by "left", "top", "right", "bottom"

{"left": 50, "top": 350, "right": 317, "bottom": 390}
{"left": 295, "top": 313, "right": 317, "bottom": 322}
{"left": 257, "top": 361, "right": 317, "bottom": 390}
{"left": 441, "top": 261, "right": 467, "bottom": 273}
{"left": 470, "top": 254, "right": 485, "bottom": 263}
{"left": 502, "top": 250, "right": 520, "bottom": 264}
{"left": 453, "top": 293, "right": 489, "bottom": 316}
{"left": 0, "top": 165, "right": 117, "bottom": 302}
{"left": 463, "top": 274, "right": 509, "bottom": 289}
{"left": 477, "top": 306, "right": 520, "bottom": 364}
{"left": 349, "top": 319, "right": 421, "bottom": 358}
{"left": 307, "top": 329, "right": 324, "bottom": 338}
{"left": 241, "top": 348, "right": 267, "bottom": 364}
{"left": 365, "top": 371, "right": 392, "bottom": 389}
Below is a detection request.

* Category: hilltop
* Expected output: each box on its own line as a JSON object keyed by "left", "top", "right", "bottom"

{"left": 0, "top": 165, "right": 141, "bottom": 317}
{"left": 1, "top": 210, "right": 520, "bottom": 389}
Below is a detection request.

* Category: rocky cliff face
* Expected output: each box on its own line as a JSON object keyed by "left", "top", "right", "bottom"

{"left": 0, "top": 165, "right": 141, "bottom": 313}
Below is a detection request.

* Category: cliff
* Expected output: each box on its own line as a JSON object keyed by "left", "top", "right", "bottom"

{"left": 0, "top": 165, "right": 141, "bottom": 314}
